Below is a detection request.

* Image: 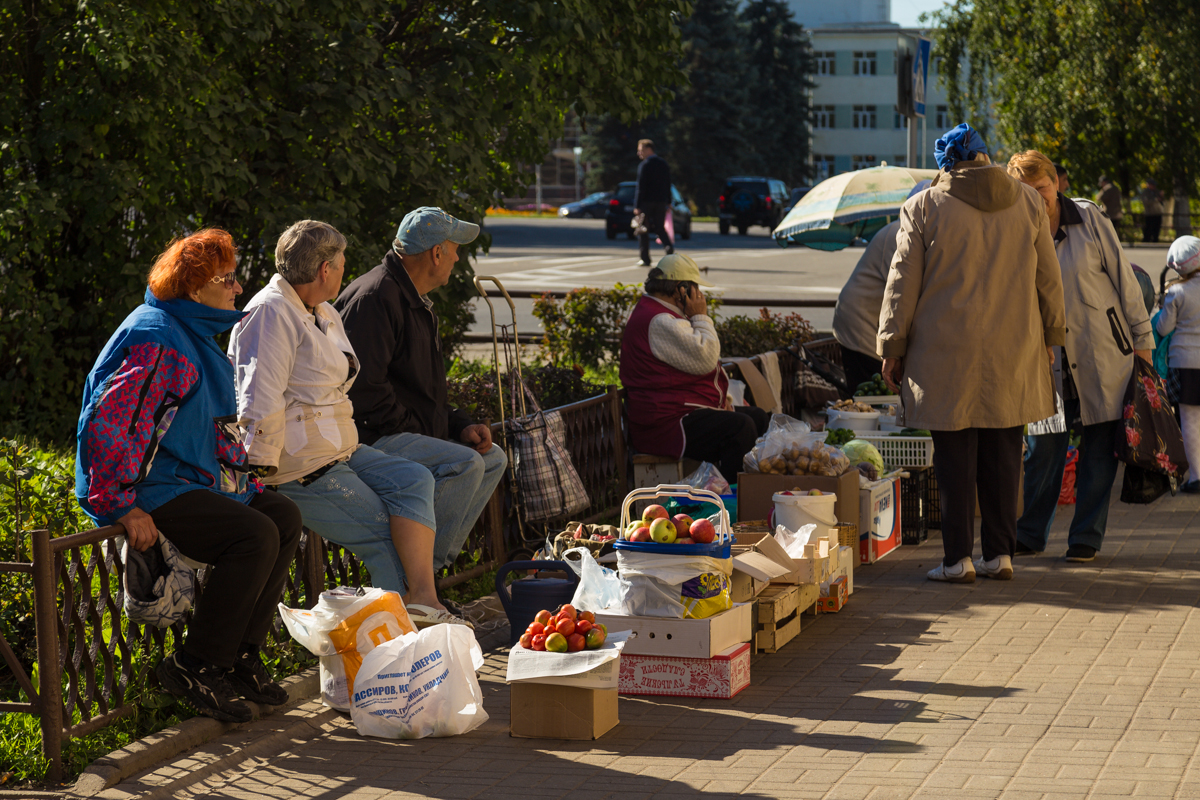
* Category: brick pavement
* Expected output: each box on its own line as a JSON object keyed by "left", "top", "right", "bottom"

{"left": 99, "top": 485, "right": 1200, "bottom": 800}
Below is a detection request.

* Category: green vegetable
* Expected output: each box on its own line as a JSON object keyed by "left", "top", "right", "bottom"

{"left": 841, "top": 439, "right": 885, "bottom": 474}
{"left": 825, "top": 428, "right": 855, "bottom": 446}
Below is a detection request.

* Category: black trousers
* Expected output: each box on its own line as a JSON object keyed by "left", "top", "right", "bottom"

{"left": 638, "top": 201, "right": 674, "bottom": 264}
{"left": 151, "top": 488, "right": 303, "bottom": 668}
{"left": 682, "top": 405, "right": 770, "bottom": 485}
{"left": 1143, "top": 214, "right": 1163, "bottom": 243}
{"left": 930, "top": 426, "right": 1023, "bottom": 566}
{"left": 840, "top": 345, "right": 884, "bottom": 393}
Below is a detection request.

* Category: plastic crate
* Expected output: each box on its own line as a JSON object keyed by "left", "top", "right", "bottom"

{"left": 900, "top": 467, "right": 931, "bottom": 545}
{"left": 927, "top": 467, "right": 941, "bottom": 530}
{"left": 856, "top": 433, "right": 935, "bottom": 469}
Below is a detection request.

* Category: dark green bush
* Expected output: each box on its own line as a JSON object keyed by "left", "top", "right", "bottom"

{"left": 532, "top": 285, "right": 641, "bottom": 370}
{"left": 717, "top": 308, "right": 816, "bottom": 358}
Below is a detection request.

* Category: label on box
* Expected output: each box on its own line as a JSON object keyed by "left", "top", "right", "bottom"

{"left": 859, "top": 478, "right": 901, "bottom": 564}
{"left": 618, "top": 642, "right": 750, "bottom": 698}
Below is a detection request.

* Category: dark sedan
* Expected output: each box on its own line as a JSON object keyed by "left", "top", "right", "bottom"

{"left": 604, "top": 182, "right": 692, "bottom": 240}
{"left": 558, "top": 191, "right": 614, "bottom": 219}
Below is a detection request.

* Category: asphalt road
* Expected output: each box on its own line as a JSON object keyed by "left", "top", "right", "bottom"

{"left": 466, "top": 216, "right": 864, "bottom": 342}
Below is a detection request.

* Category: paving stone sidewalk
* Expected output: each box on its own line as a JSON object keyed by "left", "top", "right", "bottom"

{"left": 97, "top": 486, "right": 1200, "bottom": 800}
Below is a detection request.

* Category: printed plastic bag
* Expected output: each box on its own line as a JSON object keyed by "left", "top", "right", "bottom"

{"left": 1116, "top": 358, "right": 1188, "bottom": 482}
{"left": 350, "top": 624, "right": 488, "bottom": 739}
{"left": 563, "top": 546, "right": 629, "bottom": 614}
{"left": 615, "top": 547, "right": 732, "bottom": 620}
{"left": 279, "top": 587, "right": 415, "bottom": 711}
{"left": 680, "top": 461, "right": 732, "bottom": 495}
{"left": 743, "top": 413, "right": 851, "bottom": 477}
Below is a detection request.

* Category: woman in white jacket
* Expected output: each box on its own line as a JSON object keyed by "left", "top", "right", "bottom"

{"left": 1155, "top": 236, "right": 1200, "bottom": 492}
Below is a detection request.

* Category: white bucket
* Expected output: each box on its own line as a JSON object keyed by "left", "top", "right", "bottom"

{"left": 772, "top": 492, "right": 838, "bottom": 531}
{"left": 826, "top": 409, "right": 880, "bottom": 431}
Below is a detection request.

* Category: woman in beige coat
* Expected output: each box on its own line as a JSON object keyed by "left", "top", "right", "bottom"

{"left": 878, "top": 123, "right": 1066, "bottom": 584}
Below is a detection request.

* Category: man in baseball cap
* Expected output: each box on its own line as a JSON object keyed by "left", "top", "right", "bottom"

{"left": 334, "top": 208, "right": 506, "bottom": 608}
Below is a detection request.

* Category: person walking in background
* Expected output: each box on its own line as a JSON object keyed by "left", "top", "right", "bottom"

{"left": 1156, "top": 236, "right": 1200, "bottom": 493}
{"left": 1007, "top": 151, "right": 1153, "bottom": 563}
{"left": 76, "top": 230, "right": 303, "bottom": 723}
{"left": 634, "top": 139, "right": 674, "bottom": 267}
{"left": 832, "top": 181, "right": 931, "bottom": 390}
{"left": 1141, "top": 179, "right": 1165, "bottom": 243}
{"left": 878, "top": 124, "right": 1066, "bottom": 584}
{"left": 1098, "top": 175, "right": 1124, "bottom": 224}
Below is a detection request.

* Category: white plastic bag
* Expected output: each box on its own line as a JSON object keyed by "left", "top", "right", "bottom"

{"left": 351, "top": 624, "right": 488, "bottom": 739}
{"left": 279, "top": 587, "right": 415, "bottom": 711}
{"left": 774, "top": 523, "right": 818, "bottom": 558}
{"left": 615, "top": 549, "right": 733, "bottom": 619}
{"left": 679, "top": 461, "right": 732, "bottom": 495}
{"left": 564, "top": 546, "right": 629, "bottom": 614}
{"left": 743, "top": 413, "right": 850, "bottom": 477}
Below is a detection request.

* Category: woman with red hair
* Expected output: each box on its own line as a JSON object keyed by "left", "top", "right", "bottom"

{"left": 75, "top": 229, "right": 302, "bottom": 724}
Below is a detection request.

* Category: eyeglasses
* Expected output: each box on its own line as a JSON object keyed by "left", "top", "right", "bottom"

{"left": 209, "top": 272, "right": 238, "bottom": 288}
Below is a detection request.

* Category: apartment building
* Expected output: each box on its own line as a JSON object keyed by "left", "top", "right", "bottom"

{"left": 791, "top": 0, "right": 952, "bottom": 179}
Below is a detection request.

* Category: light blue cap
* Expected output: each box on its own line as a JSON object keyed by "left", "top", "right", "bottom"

{"left": 394, "top": 206, "right": 480, "bottom": 255}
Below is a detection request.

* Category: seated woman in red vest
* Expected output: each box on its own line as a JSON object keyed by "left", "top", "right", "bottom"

{"left": 620, "top": 254, "right": 769, "bottom": 484}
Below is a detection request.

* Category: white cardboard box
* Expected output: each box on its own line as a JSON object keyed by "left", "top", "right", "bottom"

{"left": 595, "top": 602, "right": 752, "bottom": 659}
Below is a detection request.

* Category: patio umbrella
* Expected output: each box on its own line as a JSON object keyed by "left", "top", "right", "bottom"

{"left": 773, "top": 166, "right": 939, "bottom": 251}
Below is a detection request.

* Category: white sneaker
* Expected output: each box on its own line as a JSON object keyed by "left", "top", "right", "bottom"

{"left": 974, "top": 554, "right": 1013, "bottom": 580}
{"left": 927, "top": 556, "right": 976, "bottom": 583}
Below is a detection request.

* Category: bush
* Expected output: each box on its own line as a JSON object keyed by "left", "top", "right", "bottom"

{"left": 446, "top": 362, "right": 609, "bottom": 424}
{"left": 532, "top": 285, "right": 641, "bottom": 370}
{"left": 716, "top": 308, "right": 816, "bottom": 358}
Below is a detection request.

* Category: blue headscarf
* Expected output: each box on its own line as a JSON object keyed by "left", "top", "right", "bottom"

{"left": 934, "top": 123, "right": 989, "bottom": 170}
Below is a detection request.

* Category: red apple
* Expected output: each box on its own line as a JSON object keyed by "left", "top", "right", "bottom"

{"left": 575, "top": 619, "right": 593, "bottom": 635}
{"left": 649, "top": 517, "right": 677, "bottom": 544}
{"left": 559, "top": 604, "right": 577, "bottom": 622}
{"left": 672, "top": 513, "right": 694, "bottom": 537}
{"left": 579, "top": 611, "right": 595, "bottom": 624}
{"left": 676, "top": 537, "right": 694, "bottom": 545}
{"left": 519, "top": 632, "right": 534, "bottom": 649}
{"left": 690, "top": 518, "right": 717, "bottom": 544}
{"left": 630, "top": 527, "right": 653, "bottom": 542}
{"left": 534, "top": 609, "right": 552, "bottom": 627}
{"left": 527, "top": 621, "right": 545, "bottom": 637}
{"left": 532, "top": 633, "right": 547, "bottom": 651}
{"left": 642, "top": 504, "right": 669, "bottom": 524}
{"left": 555, "top": 617, "right": 576, "bottom": 637}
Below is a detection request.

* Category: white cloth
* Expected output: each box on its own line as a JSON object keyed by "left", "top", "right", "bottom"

{"left": 644, "top": 295, "right": 720, "bottom": 376}
{"left": 756, "top": 350, "right": 783, "bottom": 414}
{"left": 229, "top": 274, "right": 361, "bottom": 484}
{"left": 1157, "top": 277, "right": 1200, "bottom": 370}
{"left": 1180, "top": 404, "right": 1200, "bottom": 484}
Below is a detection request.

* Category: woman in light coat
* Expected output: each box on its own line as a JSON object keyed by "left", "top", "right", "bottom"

{"left": 878, "top": 124, "right": 1066, "bottom": 584}
{"left": 1156, "top": 236, "right": 1200, "bottom": 491}
{"left": 1008, "top": 151, "right": 1153, "bottom": 562}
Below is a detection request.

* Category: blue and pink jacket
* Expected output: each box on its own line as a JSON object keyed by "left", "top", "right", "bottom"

{"left": 75, "top": 288, "right": 261, "bottom": 527}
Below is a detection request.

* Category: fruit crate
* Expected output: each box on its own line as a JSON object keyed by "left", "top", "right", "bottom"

{"left": 856, "top": 432, "right": 935, "bottom": 469}
{"left": 753, "top": 584, "right": 807, "bottom": 654}
{"left": 900, "top": 467, "right": 931, "bottom": 545}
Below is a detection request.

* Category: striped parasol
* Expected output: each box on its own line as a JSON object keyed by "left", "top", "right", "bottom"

{"left": 773, "top": 166, "right": 939, "bottom": 251}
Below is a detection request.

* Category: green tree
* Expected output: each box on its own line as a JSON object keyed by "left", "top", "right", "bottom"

{"left": 0, "top": 0, "right": 690, "bottom": 443}
{"left": 933, "top": 0, "right": 1200, "bottom": 225}
{"left": 739, "top": 0, "right": 815, "bottom": 186}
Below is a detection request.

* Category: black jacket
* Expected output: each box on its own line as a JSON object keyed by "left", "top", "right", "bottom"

{"left": 635, "top": 154, "right": 672, "bottom": 207}
{"left": 334, "top": 251, "right": 472, "bottom": 445}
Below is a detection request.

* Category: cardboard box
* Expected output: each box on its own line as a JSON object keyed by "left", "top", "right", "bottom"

{"left": 731, "top": 532, "right": 797, "bottom": 600}
{"left": 595, "top": 602, "right": 752, "bottom": 659}
{"left": 838, "top": 546, "right": 855, "bottom": 594}
{"left": 737, "top": 471, "right": 860, "bottom": 530}
{"left": 509, "top": 683, "right": 619, "bottom": 739}
{"left": 859, "top": 477, "right": 901, "bottom": 564}
{"left": 817, "top": 576, "right": 848, "bottom": 613}
{"left": 508, "top": 657, "right": 619, "bottom": 690}
{"left": 618, "top": 642, "right": 750, "bottom": 698}
{"left": 733, "top": 530, "right": 829, "bottom": 585}
{"left": 729, "top": 570, "right": 768, "bottom": 604}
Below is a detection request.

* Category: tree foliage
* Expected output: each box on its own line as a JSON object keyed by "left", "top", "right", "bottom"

{"left": 933, "top": 0, "right": 1200, "bottom": 207}
{"left": 583, "top": 0, "right": 814, "bottom": 213}
{"left": 0, "top": 0, "right": 690, "bottom": 442}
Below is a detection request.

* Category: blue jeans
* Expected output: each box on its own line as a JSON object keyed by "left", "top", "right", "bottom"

{"left": 371, "top": 432, "right": 508, "bottom": 572}
{"left": 276, "top": 445, "right": 435, "bottom": 593}
{"left": 1017, "top": 398, "right": 1121, "bottom": 552}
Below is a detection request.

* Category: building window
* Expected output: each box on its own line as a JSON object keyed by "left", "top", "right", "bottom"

{"left": 852, "top": 155, "right": 877, "bottom": 171}
{"left": 894, "top": 113, "right": 909, "bottom": 130}
{"left": 813, "top": 105, "right": 836, "bottom": 129}
{"left": 892, "top": 155, "right": 907, "bottom": 167}
{"left": 816, "top": 52, "right": 836, "bottom": 75}
{"left": 853, "top": 51, "right": 877, "bottom": 75}
{"left": 813, "top": 154, "right": 835, "bottom": 180}
{"left": 853, "top": 105, "right": 876, "bottom": 129}
{"left": 936, "top": 105, "right": 950, "bottom": 129}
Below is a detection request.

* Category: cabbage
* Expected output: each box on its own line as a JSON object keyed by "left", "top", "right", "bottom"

{"left": 841, "top": 439, "right": 885, "bottom": 475}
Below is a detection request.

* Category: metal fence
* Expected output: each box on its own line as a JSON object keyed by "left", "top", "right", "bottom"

{"left": 1, "top": 344, "right": 817, "bottom": 781}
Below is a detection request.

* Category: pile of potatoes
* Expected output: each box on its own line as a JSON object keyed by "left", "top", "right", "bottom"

{"left": 756, "top": 442, "right": 851, "bottom": 477}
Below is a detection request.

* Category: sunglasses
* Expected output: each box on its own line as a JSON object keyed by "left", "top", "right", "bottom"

{"left": 209, "top": 272, "right": 238, "bottom": 288}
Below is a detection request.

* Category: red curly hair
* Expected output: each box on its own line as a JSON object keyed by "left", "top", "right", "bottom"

{"left": 147, "top": 229, "right": 237, "bottom": 300}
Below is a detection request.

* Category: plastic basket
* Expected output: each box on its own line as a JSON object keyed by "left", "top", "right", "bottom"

{"left": 927, "top": 468, "right": 941, "bottom": 529}
{"left": 900, "top": 467, "right": 931, "bottom": 545}
{"left": 856, "top": 433, "right": 935, "bottom": 469}
{"left": 616, "top": 484, "right": 732, "bottom": 558}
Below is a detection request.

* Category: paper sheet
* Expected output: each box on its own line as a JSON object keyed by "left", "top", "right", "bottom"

{"left": 505, "top": 630, "right": 632, "bottom": 683}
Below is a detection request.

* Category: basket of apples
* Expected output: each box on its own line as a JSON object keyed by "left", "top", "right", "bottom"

{"left": 519, "top": 604, "right": 609, "bottom": 652}
{"left": 615, "top": 484, "right": 733, "bottom": 558}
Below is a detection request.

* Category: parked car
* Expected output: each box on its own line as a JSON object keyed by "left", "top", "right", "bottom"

{"left": 781, "top": 186, "right": 812, "bottom": 218}
{"left": 718, "top": 176, "right": 789, "bottom": 235}
{"left": 605, "top": 182, "right": 693, "bottom": 240}
{"left": 558, "top": 191, "right": 614, "bottom": 219}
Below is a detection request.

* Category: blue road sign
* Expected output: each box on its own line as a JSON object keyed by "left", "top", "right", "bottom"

{"left": 912, "top": 37, "right": 931, "bottom": 118}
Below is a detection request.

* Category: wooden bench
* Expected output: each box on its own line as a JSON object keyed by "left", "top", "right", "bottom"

{"left": 630, "top": 453, "right": 702, "bottom": 489}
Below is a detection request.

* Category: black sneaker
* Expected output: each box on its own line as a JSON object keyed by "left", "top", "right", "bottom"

{"left": 1064, "top": 544, "right": 1097, "bottom": 562}
{"left": 227, "top": 647, "right": 289, "bottom": 706}
{"left": 1014, "top": 542, "right": 1039, "bottom": 557}
{"left": 156, "top": 652, "right": 253, "bottom": 723}
{"left": 1182, "top": 480, "right": 1200, "bottom": 494}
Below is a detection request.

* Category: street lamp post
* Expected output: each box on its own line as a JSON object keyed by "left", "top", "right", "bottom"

{"left": 574, "top": 146, "right": 582, "bottom": 201}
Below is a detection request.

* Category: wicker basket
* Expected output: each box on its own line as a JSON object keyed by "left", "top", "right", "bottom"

{"left": 834, "top": 523, "right": 858, "bottom": 550}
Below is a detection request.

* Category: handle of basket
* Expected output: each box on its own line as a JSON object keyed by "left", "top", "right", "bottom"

{"left": 619, "top": 484, "right": 732, "bottom": 537}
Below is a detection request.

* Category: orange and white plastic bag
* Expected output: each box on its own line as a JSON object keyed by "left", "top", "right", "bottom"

{"left": 279, "top": 587, "right": 415, "bottom": 710}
